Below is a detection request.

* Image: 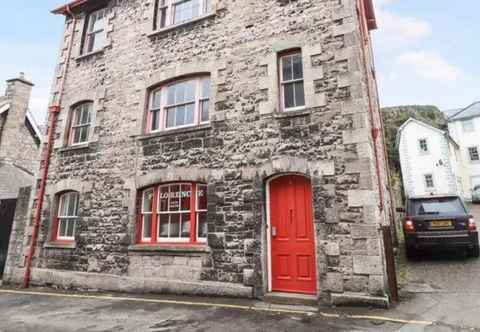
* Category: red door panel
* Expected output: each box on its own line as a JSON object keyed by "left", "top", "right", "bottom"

{"left": 270, "top": 175, "right": 317, "bottom": 295}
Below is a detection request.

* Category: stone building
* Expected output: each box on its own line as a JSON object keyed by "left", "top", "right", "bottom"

{"left": 4, "top": 0, "right": 395, "bottom": 306}
{"left": 0, "top": 74, "right": 42, "bottom": 277}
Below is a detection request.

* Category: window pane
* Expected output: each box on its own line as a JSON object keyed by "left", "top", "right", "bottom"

{"left": 143, "top": 214, "right": 152, "bottom": 239}
{"left": 181, "top": 185, "right": 191, "bottom": 211}
{"left": 201, "top": 78, "right": 210, "bottom": 98}
{"left": 93, "top": 31, "right": 106, "bottom": 51}
{"left": 181, "top": 213, "right": 191, "bottom": 238}
{"left": 185, "top": 103, "right": 195, "bottom": 125}
{"left": 205, "top": 0, "right": 212, "bottom": 13}
{"left": 80, "top": 126, "right": 89, "bottom": 143}
{"left": 169, "top": 185, "right": 180, "bottom": 211}
{"left": 294, "top": 81, "right": 305, "bottom": 107}
{"left": 185, "top": 81, "right": 196, "bottom": 101}
{"left": 201, "top": 100, "right": 209, "bottom": 122}
{"left": 167, "top": 85, "right": 176, "bottom": 105}
{"left": 80, "top": 106, "right": 91, "bottom": 125}
{"left": 292, "top": 54, "right": 303, "bottom": 80}
{"left": 151, "top": 109, "right": 160, "bottom": 131}
{"left": 59, "top": 219, "right": 67, "bottom": 237}
{"left": 159, "top": 6, "right": 167, "bottom": 28}
{"left": 282, "top": 56, "right": 293, "bottom": 81}
{"left": 284, "top": 83, "right": 295, "bottom": 109}
{"left": 143, "top": 190, "right": 153, "bottom": 212}
{"left": 169, "top": 214, "right": 181, "bottom": 237}
{"left": 197, "top": 212, "right": 207, "bottom": 238}
{"left": 174, "top": 0, "right": 200, "bottom": 24}
{"left": 166, "top": 108, "right": 175, "bottom": 128}
{"left": 87, "top": 33, "right": 97, "bottom": 53}
{"left": 197, "top": 185, "right": 207, "bottom": 210}
{"left": 73, "top": 127, "right": 81, "bottom": 144}
{"left": 66, "top": 219, "right": 75, "bottom": 238}
{"left": 159, "top": 186, "right": 169, "bottom": 212}
{"left": 175, "top": 82, "right": 186, "bottom": 103}
{"left": 152, "top": 90, "right": 162, "bottom": 109}
{"left": 159, "top": 214, "right": 169, "bottom": 237}
{"left": 175, "top": 105, "right": 186, "bottom": 126}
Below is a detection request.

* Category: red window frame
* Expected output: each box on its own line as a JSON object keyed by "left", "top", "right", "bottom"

{"left": 51, "top": 191, "right": 79, "bottom": 243}
{"left": 68, "top": 102, "right": 92, "bottom": 146}
{"left": 146, "top": 76, "right": 210, "bottom": 133}
{"left": 137, "top": 182, "right": 208, "bottom": 245}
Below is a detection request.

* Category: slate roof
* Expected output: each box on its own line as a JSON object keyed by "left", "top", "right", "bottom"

{"left": 449, "top": 102, "right": 480, "bottom": 121}
{"left": 0, "top": 163, "right": 34, "bottom": 200}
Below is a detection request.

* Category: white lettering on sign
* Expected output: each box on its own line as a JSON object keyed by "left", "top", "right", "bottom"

{"left": 160, "top": 189, "right": 191, "bottom": 200}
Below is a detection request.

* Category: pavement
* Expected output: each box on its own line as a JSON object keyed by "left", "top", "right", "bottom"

{"left": 0, "top": 204, "right": 479, "bottom": 332}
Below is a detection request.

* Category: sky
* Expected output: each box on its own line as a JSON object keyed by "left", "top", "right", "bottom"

{"left": 0, "top": 0, "right": 479, "bottom": 125}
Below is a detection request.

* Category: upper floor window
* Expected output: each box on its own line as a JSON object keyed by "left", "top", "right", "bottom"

{"left": 418, "top": 138, "right": 429, "bottom": 154}
{"left": 69, "top": 102, "right": 92, "bottom": 145}
{"left": 139, "top": 182, "right": 207, "bottom": 244}
{"left": 55, "top": 191, "right": 79, "bottom": 242}
{"left": 462, "top": 119, "right": 475, "bottom": 133}
{"left": 279, "top": 51, "right": 305, "bottom": 111}
{"left": 424, "top": 174, "right": 435, "bottom": 189}
{"left": 83, "top": 8, "right": 107, "bottom": 54}
{"left": 148, "top": 76, "right": 210, "bottom": 132}
{"left": 469, "top": 146, "right": 480, "bottom": 162}
{"left": 154, "top": 0, "right": 213, "bottom": 30}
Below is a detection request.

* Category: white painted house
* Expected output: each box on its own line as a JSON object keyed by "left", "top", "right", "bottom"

{"left": 448, "top": 102, "right": 480, "bottom": 201}
{"left": 397, "top": 118, "right": 464, "bottom": 198}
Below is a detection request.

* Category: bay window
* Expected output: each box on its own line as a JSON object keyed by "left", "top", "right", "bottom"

{"left": 279, "top": 51, "right": 306, "bottom": 111}
{"left": 54, "top": 191, "right": 79, "bottom": 242}
{"left": 139, "top": 182, "right": 208, "bottom": 244}
{"left": 148, "top": 76, "right": 210, "bottom": 132}
{"left": 154, "top": 0, "right": 213, "bottom": 30}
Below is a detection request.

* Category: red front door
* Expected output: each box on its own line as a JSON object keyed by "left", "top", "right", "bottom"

{"left": 270, "top": 175, "right": 317, "bottom": 295}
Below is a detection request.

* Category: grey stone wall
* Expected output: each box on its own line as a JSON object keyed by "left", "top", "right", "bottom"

{"left": 6, "top": 0, "right": 393, "bottom": 304}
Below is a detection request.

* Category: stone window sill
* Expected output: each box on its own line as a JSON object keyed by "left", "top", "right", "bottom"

{"left": 273, "top": 108, "right": 311, "bottom": 119}
{"left": 75, "top": 49, "right": 105, "bottom": 62}
{"left": 148, "top": 13, "right": 217, "bottom": 37}
{"left": 43, "top": 241, "right": 76, "bottom": 249}
{"left": 137, "top": 124, "right": 212, "bottom": 141}
{"left": 128, "top": 244, "right": 210, "bottom": 254}
{"left": 58, "top": 143, "right": 90, "bottom": 153}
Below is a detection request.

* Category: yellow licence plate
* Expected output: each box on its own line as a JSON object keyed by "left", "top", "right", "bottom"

{"left": 430, "top": 220, "right": 453, "bottom": 227}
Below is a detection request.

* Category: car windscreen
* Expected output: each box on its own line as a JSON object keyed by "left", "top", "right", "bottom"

{"left": 409, "top": 197, "right": 466, "bottom": 216}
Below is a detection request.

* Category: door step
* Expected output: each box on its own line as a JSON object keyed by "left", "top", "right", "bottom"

{"left": 264, "top": 292, "right": 318, "bottom": 306}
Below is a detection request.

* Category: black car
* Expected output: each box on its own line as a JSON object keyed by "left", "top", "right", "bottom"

{"left": 400, "top": 195, "right": 479, "bottom": 259}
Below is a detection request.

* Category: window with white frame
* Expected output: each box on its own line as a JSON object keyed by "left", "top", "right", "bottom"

{"left": 148, "top": 76, "right": 210, "bottom": 132}
{"left": 468, "top": 146, "right": 480, "bottom": 162}
{"left": 139, "top": 183, "right": 207, "bottom": 244}
{"left": 55, "top": 191, "right": 79, "bottom": 241}
{"left": 418, "top": 138, "right": 429, "bottom": 154}
{"left": 69, "top": 102, "right": 92, "bottom": 145}
{"left": 462, "top": 119, "right": 475, "bottom": 133}
{"left": 154, "top": 0, "right": 213, "bottom": 30}
{"left": 83, "top": 7, "right": 107, "bottom": 54}
{"left": 424, "top": 174, "right": 435, "bottom": 189}
{"left": 279, "top": 51, "right": 305, "bottom": 111}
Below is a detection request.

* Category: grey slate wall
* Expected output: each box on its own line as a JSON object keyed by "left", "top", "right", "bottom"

{"left": 5, "top": 0, "right": 393, "bottom": 304}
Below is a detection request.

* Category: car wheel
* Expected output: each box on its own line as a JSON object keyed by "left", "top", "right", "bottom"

{"left": 468, "top": 245, "right": 480, "bottom": 258}
{"left": 405, "top": 245, "right": 417, "bottom": 260}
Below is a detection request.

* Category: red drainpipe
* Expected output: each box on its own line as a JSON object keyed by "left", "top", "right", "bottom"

{"left": 23, "top": 6, "right": 77, "bottom": 288}
{"left": 357, "top": 0, "right": 384, "bottom": 212}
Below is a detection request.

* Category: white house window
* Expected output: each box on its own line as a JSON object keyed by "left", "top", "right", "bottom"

{"left": 158, "top": 183, "right": 192, "bottom": 242}
{"left": 69, "top": 102, "right": 92, "bottom": 145}
{"left": 462, "top": 119, "right": 475, "bottom": 133}
{"left": 84, "top": 8, "right": 107, "bottom": 54}
{"left": 148, "top": 76, "right": 210, "bottom": 132}
{"left": 279, "top": 51, "right": 305, "bottom": 111}
{"left": 424, "top": 174, "right": 435, "bottom": 189}
{"left": 418, "top": 138, "right": 429, "bottom": 154}
{"left": 468, "top": 147, "right": 480, "bottom": 162}
{"left": 56, "top": 191, "right": 79, "bottom": 241}
{"left": 155, "top": 0, "right": 213, "bottom": 30}
{"left": 196, "top": 184, "right": 207, "bottom": 242}
{"left": 141, "top": 189, "right": 154, "bottom": 241}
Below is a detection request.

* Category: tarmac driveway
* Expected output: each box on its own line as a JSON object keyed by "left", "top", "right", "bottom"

{"left": 390, "top": 203, "right": 480, "bottom": 331}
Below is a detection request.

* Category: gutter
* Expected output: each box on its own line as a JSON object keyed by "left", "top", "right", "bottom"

{"left": 23, "top": 5, "right": 77, "bottom": 288}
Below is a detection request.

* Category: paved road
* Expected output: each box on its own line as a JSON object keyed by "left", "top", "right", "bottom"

{"left": 0, "top": 290, "right": 406, "bottom": 332}
{"left": 389, "top": 203, "right": 480, "bottom": 331}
